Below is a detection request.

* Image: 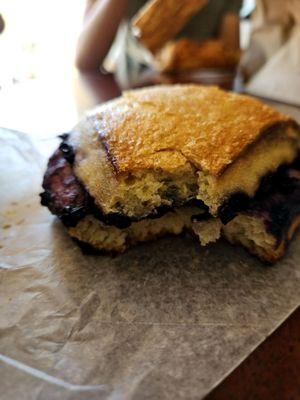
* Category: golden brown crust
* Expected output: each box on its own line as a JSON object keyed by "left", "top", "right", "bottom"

{"left": 132, "top": 0, "right": 208, "bottom": 53}
{"left": 154, "top": 39, "right": 240, "bottom": 72}
{"left": 79, "top": 85, "right": 294, "bottom": 178}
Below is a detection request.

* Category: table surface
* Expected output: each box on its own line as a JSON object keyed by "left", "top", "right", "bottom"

{"left": 1, "top": 69, "right": 300, "bottom": 399}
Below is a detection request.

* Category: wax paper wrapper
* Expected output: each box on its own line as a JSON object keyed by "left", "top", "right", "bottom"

{"left": 1, "top": 128, "right": 300, "bottom": 400}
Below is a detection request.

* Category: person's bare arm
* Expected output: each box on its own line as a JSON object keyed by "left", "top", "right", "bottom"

{"left": 75, "top": 0, "right": 128, "bottom": 71}
{"left": 219, "top": 12, "right": 240, "bottom": 51}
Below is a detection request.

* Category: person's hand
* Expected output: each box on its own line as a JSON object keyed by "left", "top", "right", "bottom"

{"left": 76, "top": 0, "right": 128, "bottom": 71}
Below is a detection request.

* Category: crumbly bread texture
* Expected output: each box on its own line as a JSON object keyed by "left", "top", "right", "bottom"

{"left": 71, "top": 124, "right": 197, "bottom": 218}
{"left": 71, "top": 85, "right": 299, "bottom": 218}
{"left": 154, "top": 39, "right": 240, "bottom": 72}
{"left": 132, "top": 0, "right": 208, "bottom": 53}
{"left": 68, "top": 207, "right": 222, "bottom": 252}
{"left": 223, "top": 215, "right": 300, "bottom": 263}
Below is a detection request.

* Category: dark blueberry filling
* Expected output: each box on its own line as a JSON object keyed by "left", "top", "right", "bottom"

{"left": 59, "top": 134, "right": 75, "bottom": 165}
{"left": 40, "top": 188, "right": 90, "bottom": 228}
{"left": 40, "top": 190, "right": 52, "bottom": 207}
{"left": 267, "top": 203, "right": 292, "bottom": 239}
{"left": 91, "top": 207, "right": 133, "bottom": 229}
{"left": 218, "top": 158, "right": 300, "bottom": 241}
{"left": 40, "top": 139, "right": 90, "bottom": 227}
{"left": 58, "top": 133, "right": 70, "bottom": 141}
{"left": 186, "top": 198, "right": 208, "bottom": 209}
{"left": 218, "top": 193, "right": 250, "bottom": 224}
{"left": 191, "top": 210, "right": 211, "bottom": 222}
{"left": 60, "top": 205, "right": 89, "bottom": 227}
{"left": 90, "top": 201, "right": 208, "bottom": 229}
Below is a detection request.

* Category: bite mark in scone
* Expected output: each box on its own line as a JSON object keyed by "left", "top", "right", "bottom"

{"left": 40, "top": 85, "right": 300, "bottom": 263}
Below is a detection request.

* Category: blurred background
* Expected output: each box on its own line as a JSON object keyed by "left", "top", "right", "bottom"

{"left": 0, "top": 0, "right": 299, "bottom": 136}
{"left": 0, "top": 0, "right": 85, "bottom": 135}
{"left": 0, "top": 0, "right": 254, "bottom": 89}
{"left": 0, "top": 0, "right": 85, "bottom": 88}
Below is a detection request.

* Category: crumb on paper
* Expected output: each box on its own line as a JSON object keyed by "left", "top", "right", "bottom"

{"left": 2, "top": 224, "right": 11, "bottom": 229}
{"left": 5, "top": 210, "right": 15, "bottom": 216}
{"left": 17, "top": 219, "right": 25, "bottom": 225}
{"left": 11, "top": 201, "right": 18, "bottom": 206}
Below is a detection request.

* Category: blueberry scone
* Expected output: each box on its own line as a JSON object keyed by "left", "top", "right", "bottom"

{"left": 41, "top": 85, "right": 300, "bottom": 262}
